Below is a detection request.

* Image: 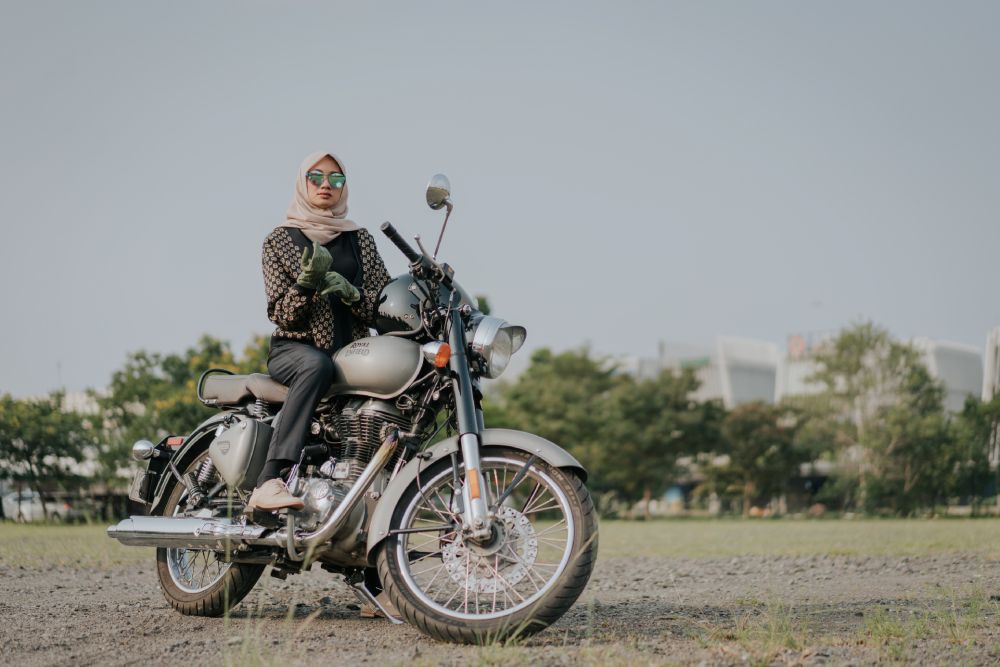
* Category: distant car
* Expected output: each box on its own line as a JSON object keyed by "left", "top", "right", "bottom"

{"left": 1, "top": 491, "right": 75, "bottom": 522}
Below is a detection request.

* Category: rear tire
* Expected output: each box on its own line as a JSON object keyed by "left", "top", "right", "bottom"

{"left": 155, "top": 451, "right": 264, "bottom": 617}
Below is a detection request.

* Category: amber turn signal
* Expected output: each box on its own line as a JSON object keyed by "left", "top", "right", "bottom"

{"left": 434, "top": 343, "right": 451, "bottom": 368}
{"left": 421, "top": 341, "right": 452, "bottom": 368}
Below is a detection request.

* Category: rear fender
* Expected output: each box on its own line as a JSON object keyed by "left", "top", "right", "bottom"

{"left": 149, "top": 412, "right": 233, "bottom": 515}
{"left": 365, "top": 428, "right": 586, "bottom": 559}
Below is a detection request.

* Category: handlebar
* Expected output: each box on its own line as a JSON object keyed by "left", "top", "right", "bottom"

{"left": 380, "top": 222, "right": 421, "bottom": 264}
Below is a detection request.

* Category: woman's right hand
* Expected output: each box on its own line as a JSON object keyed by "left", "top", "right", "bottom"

{"left": 319, "top": 271, "right": 361, "bottom": 304}
{"left": 297, "top": 241, "right": 333, "bottom": 289}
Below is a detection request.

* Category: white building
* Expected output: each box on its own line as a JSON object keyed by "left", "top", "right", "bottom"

{"left": 775, "top": 358, "right": 823, "bottom": 401}
{"left": 912, "top": 338, "right": 983, "bottom": 412}
{"left": 616, "top": 354, "right": 666, "bottom": 381}
{"left": 774, "top": 332, "right": 834, "bottom": 402}
{"left": 983, "top": 327, "right": 1000, "bottom": 401}
{"left": 654, "top": 338, "right": 779, "bottom": 409}
{"left": 629, "top": 329, "right": 991, "bottom": 413}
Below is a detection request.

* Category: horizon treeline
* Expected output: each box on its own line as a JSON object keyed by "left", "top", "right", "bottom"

{"left": 1, "top": 323, "right": 998, "bottom": 518}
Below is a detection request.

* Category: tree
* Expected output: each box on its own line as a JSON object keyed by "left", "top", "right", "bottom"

{"left": 0, "top": 391, "right": 97, "bottom": 518}
{"left": 238, "top": 334, "right": 271, "bottom": 375}
{"left": 803, "top": 322, "right": 950, "bottom": 512}
{"left": 702, "top": 402, "right": 804, "bottom": 516}
{"left": 494, "top": 349, "right": 723, "bottom": 513}
{"left": 861, "top": 368, "right": 954, "bottom": 515}
{"left": 950, "top": 394, "right": 1000, "bottom": 513}
{"left": 474, "top": 294, "right": 492, "bottom": 316}
{"left": 599, "top": 369, "right": 722, "bottom": 517}
{"left": 494, "top": 347, "right": 622, "bottom": 486}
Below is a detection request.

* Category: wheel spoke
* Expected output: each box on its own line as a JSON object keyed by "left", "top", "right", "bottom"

{"left": 432, "top": 487, "right": 460, "bottom": 520}
{"left": 492, "top": 553, "right": 500, "bottom": 613}
{"left": 422, "top": 563, "right": 449, "bottom": 599}
{"left": 483, "top": 557, "right": 527, "bottom": 604}
{"left": 442, "top": 577, "right": 465, "bottom": 609}
{"left": 494, "top": 456, "right": 538, "bottom": 509}
{"left": 397, "top": 455, "right": 576, "bottom": 620}
{"left": 165, "top": 455, "right": 233, "bottom": 594}
{"left": 462, "top": 552, "right": 471, "bottom": 613}
{"left": 501, "top": 544, "right": 548, "bottom": 594}
{"left": 519, "top": 482, "right": 542, "bottom": 514}
{"left": 531, "top": 518, "right": 568, "bottom": 537}
{"left": 197, "top": 553, "right": 211, "bottom": 587}
{"left": 407, "top": 530, "right": 456, "bottom": 553}
{"left": 407, "top": 549, "right": 443, "bottom": 565}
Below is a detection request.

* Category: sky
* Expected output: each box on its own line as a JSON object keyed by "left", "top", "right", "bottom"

{"left": 1, "top": 1, "right": 998, "bottom": 397}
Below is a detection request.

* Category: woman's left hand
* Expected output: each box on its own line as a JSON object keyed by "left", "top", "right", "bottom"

{"left": 320, "top": 271, "right": 361, "bottom": 305}
{"left": 297, "top": 241, "right": 333, "bottom": 289}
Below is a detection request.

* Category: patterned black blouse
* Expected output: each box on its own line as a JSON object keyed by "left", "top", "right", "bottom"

{"left": 262, "top": 226, "right": 391, "bottom": 352}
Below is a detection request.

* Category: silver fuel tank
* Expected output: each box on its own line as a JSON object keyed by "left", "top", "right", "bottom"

{"left": 327, "top": 336, "right": 423, "bottom": 400}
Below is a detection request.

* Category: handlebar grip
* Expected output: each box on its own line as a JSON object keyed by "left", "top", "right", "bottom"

{"left": 380, "top": 221, "right": 421, "bottom": 263}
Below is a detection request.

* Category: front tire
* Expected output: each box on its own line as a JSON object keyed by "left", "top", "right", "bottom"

{"left": 376, "top": 447, "right": 598, "bottom": 643}
{"left": 155, "top": 451, "right": 264, "bottom": 617}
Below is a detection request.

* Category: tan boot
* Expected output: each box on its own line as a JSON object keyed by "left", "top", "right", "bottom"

{"left": 246, "top": 478, "right": 304, "bottom": 511}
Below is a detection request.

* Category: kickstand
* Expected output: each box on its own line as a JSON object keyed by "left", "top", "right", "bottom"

{"left": 345, "top": 576, "right": 403, "bottom": 624}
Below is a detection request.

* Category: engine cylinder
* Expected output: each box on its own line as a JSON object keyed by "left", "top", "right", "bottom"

{"left": 333, "top": 398, "right": 409, "bottom": 482}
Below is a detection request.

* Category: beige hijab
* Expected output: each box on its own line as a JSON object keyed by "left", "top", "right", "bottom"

{"left": 281, "top": 151, "right": 360, "bottom": 243}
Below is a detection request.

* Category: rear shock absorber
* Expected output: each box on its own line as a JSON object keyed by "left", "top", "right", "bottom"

{"left": 182, "top": 459, "right": 215, "bottom": 509}
{"left": 196, "top": 458, "right": 216, "bottom": 486}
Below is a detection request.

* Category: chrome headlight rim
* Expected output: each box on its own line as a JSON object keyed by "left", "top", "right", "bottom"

{"left": 469, "top": 315, "right": 526, "bottom": 379}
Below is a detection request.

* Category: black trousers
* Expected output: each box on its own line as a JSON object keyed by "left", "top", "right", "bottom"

{"left": 264, "top": 338, "right": 334, "bottom": 471}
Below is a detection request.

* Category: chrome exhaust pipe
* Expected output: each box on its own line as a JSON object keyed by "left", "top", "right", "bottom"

{"left": 107, "top": 516, "right": 267, "bottom": 550}
{"left": 109, "top": 430, "right": 400, "bottom": 554}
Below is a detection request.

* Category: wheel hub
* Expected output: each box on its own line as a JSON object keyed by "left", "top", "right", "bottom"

{"left": 440, "top": 506, "right": 538, "bottom": 593}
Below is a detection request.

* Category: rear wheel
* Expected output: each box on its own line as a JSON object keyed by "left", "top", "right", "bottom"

{"left": 155, "top": 451, "right": 264, "bottom": 617}
{"left": 376, "top": 447, "right": 598, "bottom": 643}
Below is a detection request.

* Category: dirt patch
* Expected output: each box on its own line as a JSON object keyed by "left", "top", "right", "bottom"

{"left": 1, "top": 547, "right": 998, "bottom": 666}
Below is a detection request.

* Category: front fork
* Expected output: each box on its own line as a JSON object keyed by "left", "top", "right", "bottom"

{"left": 447, "top": 310, "right": 493, "bottom": 540}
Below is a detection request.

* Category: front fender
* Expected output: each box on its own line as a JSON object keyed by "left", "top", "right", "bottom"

{"left": 365, "top": 428, "right": 586, "bottom": 559}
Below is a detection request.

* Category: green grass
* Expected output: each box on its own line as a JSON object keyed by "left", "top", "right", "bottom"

{"left": 596, "top": 518, "right": 1000, "bottom": 558}
{"left": 856, "top": 588, "right": 999, "bottom": 662}
{"left": 3, "top": 518, "right": 999, "bottom": 570}
{"left": 0, "top": 522, "right": 152, "bottom": 568}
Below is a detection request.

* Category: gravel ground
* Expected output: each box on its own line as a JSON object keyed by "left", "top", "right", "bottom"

{"left": 2, "top": 546, "right": 998, "bottom": 666}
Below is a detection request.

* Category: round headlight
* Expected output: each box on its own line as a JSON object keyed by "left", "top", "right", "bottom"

{"left": 469, "top": 316, "right": 527, "bottom": 379}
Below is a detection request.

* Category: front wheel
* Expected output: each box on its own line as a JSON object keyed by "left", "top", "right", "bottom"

{"left": 376, "top": 447, "right": 598, "bottom": 643}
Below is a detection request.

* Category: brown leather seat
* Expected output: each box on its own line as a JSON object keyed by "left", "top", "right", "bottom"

{"left": 202, "top": 373, "right": 289, "bottom": 406}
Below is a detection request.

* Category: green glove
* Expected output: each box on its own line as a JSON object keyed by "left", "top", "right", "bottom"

{"left": 319, "top": 270, "right": 361, "bottom": 305}
{"left": 297, "top": 241, "right": 332, "bottom": 290}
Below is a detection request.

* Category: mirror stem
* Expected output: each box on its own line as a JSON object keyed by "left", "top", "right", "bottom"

{"left": 433, "top": 200, "right": 453, "bottom": 260}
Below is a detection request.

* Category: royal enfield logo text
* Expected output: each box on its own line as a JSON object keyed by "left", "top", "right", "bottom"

{"left": 345, "top": 341, "right": 371, "bottom": 357}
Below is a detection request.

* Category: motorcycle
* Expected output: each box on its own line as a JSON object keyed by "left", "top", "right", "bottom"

{"left": 108, "top": 174, "right": 598, "bottom": 643}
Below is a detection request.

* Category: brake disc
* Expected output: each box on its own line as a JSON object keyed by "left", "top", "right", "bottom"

{"left": 440, "top": 506, "right": 538, "bottom": 594}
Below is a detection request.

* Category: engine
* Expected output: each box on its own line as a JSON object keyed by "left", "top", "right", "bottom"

{"left": 290, "top": 398, "right": 411, "bottom": 534}
{"left": 324, "top": 397, "right": 410, "bottom": 483}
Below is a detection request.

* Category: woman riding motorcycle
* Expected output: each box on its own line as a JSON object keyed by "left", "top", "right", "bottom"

{"left": 247, "top": 152, "right": 390, "bottom": 512}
